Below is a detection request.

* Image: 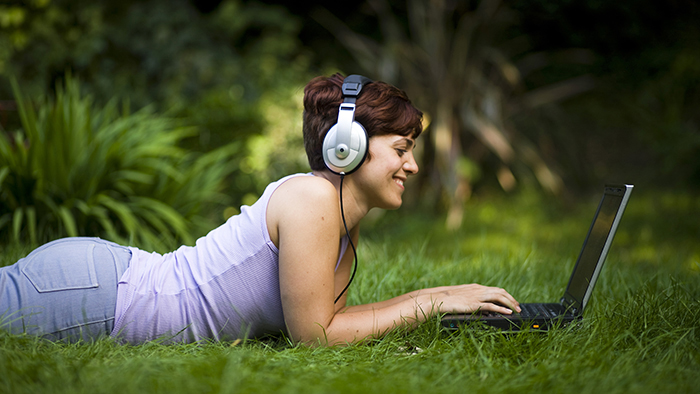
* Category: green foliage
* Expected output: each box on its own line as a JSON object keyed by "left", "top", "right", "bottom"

{"left": 0, "top": 76, "right": 236, "bottom": 251}
{"left": 0, "top": 0, "right": 314, "bottom": 208}
{"left": 0, "top": 0, "right": 308, "bottom": 107}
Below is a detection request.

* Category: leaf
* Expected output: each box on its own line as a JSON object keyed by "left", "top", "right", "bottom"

{"left": 95, "top": 194, "right": 138, "bottom": 235}
{"left": 25, "top": 206, "right": 36, "bottom": 245}
{"left": 130, "top": 196, "right": 193, "bottom": 245}
{"left": 12, "top": 209, "right": 23, "bottom": 242}
{"left": 10, "top": 78, "right": 41, "bottom": 146}
{"left": 57, "top": 206, "right": 78, "bottom": 237}
{"left": 0, "top": 166, "right": 9, "bottom": 187}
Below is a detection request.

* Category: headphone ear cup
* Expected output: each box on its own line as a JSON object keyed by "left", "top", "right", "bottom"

{"left": 322, "top": 121, "right": 368, "bottom": 174}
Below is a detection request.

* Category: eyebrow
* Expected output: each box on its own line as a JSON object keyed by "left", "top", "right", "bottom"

{"left": 398, "top": 138, "right": 415, "bottom": 148}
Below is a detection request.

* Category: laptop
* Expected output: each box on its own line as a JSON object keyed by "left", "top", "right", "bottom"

{"left": 441, "top": 184, "right": 634, "bottom": 331}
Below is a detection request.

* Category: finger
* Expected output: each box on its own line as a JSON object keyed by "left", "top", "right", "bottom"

{"left": 498, "top": 293, "right": 521, "bottom": 313}
{"left": 495, "top": 288, "right": 520, "bottom": 310}
{"left": 481, "top": 302, "right": 516, "bottom": 315}
{"left": 483, "top": 288, "right": 521, "bottom": 313}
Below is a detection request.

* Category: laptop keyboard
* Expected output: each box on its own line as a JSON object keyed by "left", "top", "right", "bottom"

{"left": 518, "top": 303, "right": 560, "bottom": 318}
{"left": 474, "top": 303, "right": 566, "bottom": 318}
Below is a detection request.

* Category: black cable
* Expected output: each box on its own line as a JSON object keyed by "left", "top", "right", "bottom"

{"left": 334, "top": 174, "right": 358, "bottom": 304}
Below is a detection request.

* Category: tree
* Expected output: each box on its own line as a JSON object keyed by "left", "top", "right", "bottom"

{"left": 313, "top": 0, "right": 595, "bottom": 228}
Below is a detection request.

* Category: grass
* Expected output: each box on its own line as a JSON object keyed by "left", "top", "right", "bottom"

{"left": 1, "top": 187, "right": 698, "bottom": 393}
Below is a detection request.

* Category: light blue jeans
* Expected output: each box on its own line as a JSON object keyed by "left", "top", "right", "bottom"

{"left": 0, "top": 237, "right": 131, "bottom": 342}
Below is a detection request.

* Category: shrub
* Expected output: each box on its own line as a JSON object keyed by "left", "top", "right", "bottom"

{"left": 0, "top": 76, "right": 236, "bottom": 252}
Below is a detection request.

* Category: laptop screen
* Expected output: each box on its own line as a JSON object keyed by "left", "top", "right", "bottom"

{"left": 563, "top": 185, "right": 632, "bottom": 313}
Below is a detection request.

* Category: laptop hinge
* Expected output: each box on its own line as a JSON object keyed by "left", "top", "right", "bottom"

{"left": 560, "top": 297, "right": 579, "bottom": 315}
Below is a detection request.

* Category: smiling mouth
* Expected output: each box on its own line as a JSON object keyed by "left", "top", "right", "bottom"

{"left": 394, "top": 178, "right": 404, "bottom": 187}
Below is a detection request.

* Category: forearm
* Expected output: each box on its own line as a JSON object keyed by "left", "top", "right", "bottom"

{"left": 339, "top": 289, "right": 422, "bottom": 312}
{"left": 319, "top": 292, "right": 440, "bottom": 345}
{"left": 288, "top": 284, "right": 520, "bottom": 346}
{"left": 340, "top": 285, "right": 456, "bottom": 313}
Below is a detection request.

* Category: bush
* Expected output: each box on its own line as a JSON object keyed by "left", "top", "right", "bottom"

{"left": 0, "top": 76, "right": 237, "bottom": 252}
{"left": 0, "top": 0, "right": 315, "bottom": 210}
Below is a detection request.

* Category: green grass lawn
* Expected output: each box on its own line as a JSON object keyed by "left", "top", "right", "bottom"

{"left": 1, "top": 188, "right": 699, "bottom": 393}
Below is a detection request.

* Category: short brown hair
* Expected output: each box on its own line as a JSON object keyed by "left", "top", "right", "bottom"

{"left": 302, "top": 73, "right": 423, "bottom": 171}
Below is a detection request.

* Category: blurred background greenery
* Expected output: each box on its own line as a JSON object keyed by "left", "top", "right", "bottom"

{"left": 0, "top": 0, "right": 698, "bottom": 250}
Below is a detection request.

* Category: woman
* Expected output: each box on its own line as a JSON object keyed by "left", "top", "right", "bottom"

{"left": 0, "top": 74, "right": 520, "bottom": 345}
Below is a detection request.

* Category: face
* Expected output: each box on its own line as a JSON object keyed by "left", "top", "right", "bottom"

{"left": 352, "top": 134, "right": 419, "bottom": 210}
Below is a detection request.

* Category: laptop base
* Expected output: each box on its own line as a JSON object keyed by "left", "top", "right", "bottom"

{"left": 441, "top": 303, "right": 581, "bottom": 331}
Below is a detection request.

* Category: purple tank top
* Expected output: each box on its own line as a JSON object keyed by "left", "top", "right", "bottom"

{"left": 111, "top": 173, "right": 349, "bottom": 344}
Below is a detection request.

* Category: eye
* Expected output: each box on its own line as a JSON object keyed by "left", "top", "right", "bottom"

{"left": 395, "top": 149, "right": 406, "bottom": 157}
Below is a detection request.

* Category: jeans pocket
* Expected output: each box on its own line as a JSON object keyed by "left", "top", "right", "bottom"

{"left": 21, "top": 240, "right": 99, "bottom": 293}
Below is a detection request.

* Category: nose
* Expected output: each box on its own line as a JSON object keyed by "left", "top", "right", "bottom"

{"left": 403, "top": 153, "right": 419, "bottom": 175}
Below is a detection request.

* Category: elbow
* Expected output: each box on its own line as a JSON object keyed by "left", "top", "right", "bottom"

{"left": 287, "top": 321, "right": 366, "bottom": 347}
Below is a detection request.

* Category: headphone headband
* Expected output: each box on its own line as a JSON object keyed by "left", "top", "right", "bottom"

{"left": 341, "top": 75, "right": 373, "bottom": 102}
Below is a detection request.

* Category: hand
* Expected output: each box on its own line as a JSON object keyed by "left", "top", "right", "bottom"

{"left": 418, "top": 284, "right": 521, "bottom": 315}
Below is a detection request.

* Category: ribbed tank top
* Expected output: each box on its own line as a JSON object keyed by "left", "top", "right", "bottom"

{"left": 111, "top": 173, "right": 349, "bottom": 344}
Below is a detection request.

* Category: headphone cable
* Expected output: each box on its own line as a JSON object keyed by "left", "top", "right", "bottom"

{"left": 334, "top": 174, "right": 358, "bottom": 304}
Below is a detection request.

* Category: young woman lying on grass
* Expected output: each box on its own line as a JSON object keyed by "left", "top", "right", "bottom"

{"left": 0, "top": 74, "right": 520, "bottom": 345}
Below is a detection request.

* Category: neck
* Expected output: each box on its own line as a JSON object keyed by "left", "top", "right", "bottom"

{"left": 312, "top": 170, "right": 369, "bottom": 234}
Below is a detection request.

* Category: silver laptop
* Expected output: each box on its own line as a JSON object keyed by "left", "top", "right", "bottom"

{"left": 442, "top": 184, "right": 634, "bottom": 331}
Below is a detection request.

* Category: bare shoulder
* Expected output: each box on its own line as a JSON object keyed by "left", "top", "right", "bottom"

{"left": 271, "top": 176, "right": 337, "bottom": 208}
{"left": 267, "top": 175, "right": 339, "bottom": 246}
{"left": 280, "top": 175, "right": 336, "bottom": 196}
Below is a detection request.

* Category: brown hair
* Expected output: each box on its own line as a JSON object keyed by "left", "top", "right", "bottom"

{"left": 302, "top": 73, "right": 423, "bottom": 171}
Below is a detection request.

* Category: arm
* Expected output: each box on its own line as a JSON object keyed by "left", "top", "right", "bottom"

{"left": 341, "top": 285, "right": 518, "bottom": 314}
{"left": 269, "top": 177, "right": 519, "bottom": 346}
{"left": 303, "top": 282, "right": 520, "bottom": 346}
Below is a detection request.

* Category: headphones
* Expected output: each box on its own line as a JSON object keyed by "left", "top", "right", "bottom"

{"left": 322, "top": 74, "right": 373, "bottom": 175}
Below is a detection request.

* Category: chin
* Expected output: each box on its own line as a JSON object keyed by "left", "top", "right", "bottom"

{"left": 383, "top": 199, "right": 403, "bottom": 210}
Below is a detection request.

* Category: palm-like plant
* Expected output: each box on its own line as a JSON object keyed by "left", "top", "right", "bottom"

{"left": 314, "top": 0, "right": 593, "bottom": 228}
{"left": 0, "top": 76, "right": 236, "bottom": 251}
